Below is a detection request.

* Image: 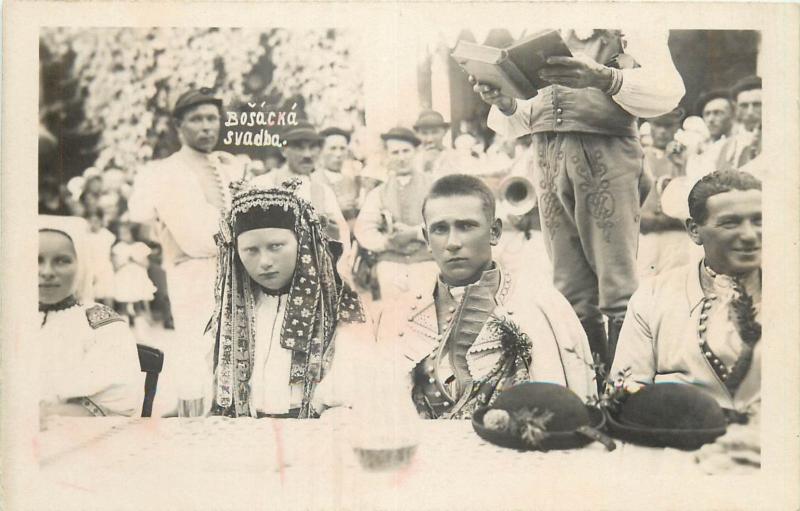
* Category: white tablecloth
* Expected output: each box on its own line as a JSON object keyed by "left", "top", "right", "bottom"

{"left": 33, "top": 416, "right": 753, "bottom": 511}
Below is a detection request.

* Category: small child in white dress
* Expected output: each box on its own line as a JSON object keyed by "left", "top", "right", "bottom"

{"left": 112, "top": 223, "right": 156, "bottom": 324}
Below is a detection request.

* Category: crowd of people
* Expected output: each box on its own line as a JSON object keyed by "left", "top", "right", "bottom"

{"left": 38, "top": 29, "right": 762, "bottom": 461}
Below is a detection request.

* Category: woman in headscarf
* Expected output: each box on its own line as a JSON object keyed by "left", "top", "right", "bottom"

{"left": 207, "top": 179, "right": 367, "bottom": 418}
{"left": 38, "top": 215, "right": 143, "bottom": 419}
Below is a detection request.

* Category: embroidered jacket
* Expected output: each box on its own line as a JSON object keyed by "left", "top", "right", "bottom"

{"left": 374, "top": 264, "right": 597, "bottom": 418}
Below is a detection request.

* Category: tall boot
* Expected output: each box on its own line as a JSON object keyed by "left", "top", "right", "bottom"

{"left": 580, "top": 318, "right": 608, "bottom": 393}
{"left": 606, "top": 316, "right": 625, "bottom": 371}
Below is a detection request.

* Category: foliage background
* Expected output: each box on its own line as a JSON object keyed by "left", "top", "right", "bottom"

{"left": 39, "top": 27, "right": 365, "bottom": 181}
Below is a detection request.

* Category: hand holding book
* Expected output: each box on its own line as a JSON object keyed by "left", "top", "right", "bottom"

{"left": 538, "top": 54, "right": 613, "bottom": 91}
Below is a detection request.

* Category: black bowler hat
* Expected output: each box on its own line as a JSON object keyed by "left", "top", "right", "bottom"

{"left": 694, "top": 89, "right": 733, "bottom": 116}
{"left": 413, "top": 110, "right": 450, "bottom": 130}
{"left": 380, "top": 126, "right": 421, "bottom": 147}
{"left": 284, "top": 120, "right": 323, "bottom": 145}
{"left": 320, "top": 127, "right": 352, "bottom": 143}
{"left": 604, "top": 383, "right": 727, "bottom": 450}
{"left": 472, "top": 382, "right": 615, "bottom": 451}
{"left": 731, "top": 75, "right": 762, "bottom": 101}
{"left": 173, "top": 87, "right": 223, "bottom": 118}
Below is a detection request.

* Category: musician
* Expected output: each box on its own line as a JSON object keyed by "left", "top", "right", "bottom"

{"left": 473, "top": 29, "right": 685, "bottom": 367}
{"left": 374, "top": 174, "right": 596, "bottom": 419}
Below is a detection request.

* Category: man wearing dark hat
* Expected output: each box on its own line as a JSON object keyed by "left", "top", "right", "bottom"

{"left": 717, "top": 76, "right": 762, "bottom": 173}
{"left": 610, "top": 170, "right": 762, "bottom": 413}
{"left": 373, "top": 174, "right": 597, "bottom": 419}
{"left": 251, "top": 120, "right": 350, "bottom": 246}
{"left": 353, "top": 127, "right": 438, "bottom": 301}
{"left": 317, "top": 127, "right": 362, "bottom": 227}
{"left": 128, "top": 88, "right": 245, "bottom": 411}
{"left": 413, "top": 110, "right": 460, "bottom": 178}
{"left": 474, "top": 29, "right": 686, "bottom": 368}
{"left": 638, "top": 107, "right": 692, "bottom": 278}
{"left": 685, "top": 90, "right": 735, "bottom": 179}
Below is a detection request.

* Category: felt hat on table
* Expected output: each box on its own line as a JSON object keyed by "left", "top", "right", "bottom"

{"left": 604, "top": 382, "right": 727, "bottom": 450}
{"left": 472, "top": 382, "right": 614, "bottom": 451}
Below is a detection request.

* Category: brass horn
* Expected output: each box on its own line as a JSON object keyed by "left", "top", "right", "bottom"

{"left": 498, "top": 175, "right": 537, "bottom": 216}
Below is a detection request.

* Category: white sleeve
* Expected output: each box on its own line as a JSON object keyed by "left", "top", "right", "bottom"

{"left": 609, "top": 285, "right": 658, "bottom": 386}
{"left": 613, "top": 30, "right": 686, "bottom": 118}
{"left": 353, "top": 187, "right": 390, "bottom": 252}
{"left": 153, "top": 175, "right": 221, "bottom": 259}
{"left": 486, "top": 99, "right": 535, "bottom": 138}
{"left": 67, "top": 321, "right": 144, "bottom": 416}
{"left": 324, "top": 186, "right": 351, "bottom": 252}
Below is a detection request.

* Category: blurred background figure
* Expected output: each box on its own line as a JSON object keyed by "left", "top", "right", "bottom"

{"left": 638, "top": 108, "right": 694, "bottom": 279}
{"left": 354, "top": 127, "right": 437, "bottom": 303}
{"left": 686, "top": 90, "right": 735, "bottom": 179}
{"left": 413, "top": 110, "right": 460, "bottom": 178}
{"left": 318, "top": 127, "right": 363, "bottom": 230}
{"left": 717, "top": 75, "right": 762, "bottom": 175}
{"left": 111, "top": 222, "right": 156, "bottom": 329}
{"left": 85, "top": 210, "right": 116, "bottom": 307}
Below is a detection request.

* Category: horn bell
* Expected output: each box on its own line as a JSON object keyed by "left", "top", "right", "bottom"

{"left": 498, "top": 175, "right": 537, "bottom": 216}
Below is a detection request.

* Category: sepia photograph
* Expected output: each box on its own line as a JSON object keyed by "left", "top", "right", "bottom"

{"left": 3, "top": 2, "right": 799, "bottom": 510}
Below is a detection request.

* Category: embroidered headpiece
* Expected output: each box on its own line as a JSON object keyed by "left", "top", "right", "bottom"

{"left": 210, "top": 178, "right": 365, "bottom": 418}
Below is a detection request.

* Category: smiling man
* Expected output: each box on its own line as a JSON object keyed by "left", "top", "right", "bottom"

{"left": 610, "top": 170, "right": 762, "bottom": 413}
{"left": 373, "top": 174, "right": 596, "bottom": 419}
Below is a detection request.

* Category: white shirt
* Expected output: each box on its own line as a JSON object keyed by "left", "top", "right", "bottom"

{"left": 250, "top": 292, "right": 304, "bottom": 414}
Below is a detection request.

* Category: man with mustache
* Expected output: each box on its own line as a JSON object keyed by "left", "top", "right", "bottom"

{"left": 316, "top": 126, "right": 362, "bottom": 230}
{"left": 353, "top": 127, "right": 438, "bottom": 301}
{"left": 717, "top": 76, "right": 762, "bottom": 174}
{"left": 128, "top": 88, "right": 244, "bottom": 411}
{"left": 610, "top": 170, "right": 762, "bottom": 413}
{"left": 685, "top": 90, "right": 735, "bottom": 180}
{"left": 373, "top": 174, "right": 596, "bottom": 418}
{"left": 252, "top": 120, "right": 350, "bottom": 248}
{"left": 412, "top": 110, "right": 460, "bottom": 178}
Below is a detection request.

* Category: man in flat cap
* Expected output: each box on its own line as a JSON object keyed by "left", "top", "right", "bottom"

{"left": 685, "top": 90, "right": 735, "bottom": 180}
{"left": 474, "top": 28, "right": 685, "bottom": 370}
{"left": 353, "top": 127, "right": 438, "bottom": 301}
{"left": 251, "top": 120, "right": 350, "bottom": 247}
{"left": 413, "top": 110, "right": 460, "bottom": 178}
{"left": 317, "top": 127, "right": 363, "bottom": 230}
{"left": 128, "top": 87, "right": 244, "bottom": 412}
{"left": 638, "top": 108, "right": 693, "bottom": 278}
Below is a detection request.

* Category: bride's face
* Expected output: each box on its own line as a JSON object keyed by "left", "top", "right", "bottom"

{"left": 39, "top": 230, "right": 78, "bottom": 304}
{"left": 236, "top": 228, "right": 299, "bottom": 291}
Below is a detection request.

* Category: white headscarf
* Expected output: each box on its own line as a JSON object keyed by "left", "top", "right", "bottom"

{"left": 38, "top": 215, "right": 95, "bottom": 303}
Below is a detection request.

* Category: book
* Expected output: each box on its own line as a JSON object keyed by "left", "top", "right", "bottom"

{"left": 451, "top": 29, "right": 573, "bottom": 100}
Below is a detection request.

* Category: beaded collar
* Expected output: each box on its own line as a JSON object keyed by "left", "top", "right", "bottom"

{"left": 39, "top": 295, "right": 79, "bottom": 313}
{"left": 697, "top": 263, "right": 761, "bottom": 396}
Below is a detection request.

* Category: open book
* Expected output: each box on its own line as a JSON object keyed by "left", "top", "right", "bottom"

{"left": 452, "top": 29, "right": 572, "bottom": 100}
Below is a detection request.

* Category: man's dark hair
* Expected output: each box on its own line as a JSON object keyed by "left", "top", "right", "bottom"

{"left": 731, "top": 75, "right": 762, "bottom": 102}
{"left": 694, "top": 89, "right": 733, "bottom": 116}
{"left": 422, "top": 174, "right": 496, "bottom": 223}
{"left": 688, "top": 170, "right": 762, "bottom": 224}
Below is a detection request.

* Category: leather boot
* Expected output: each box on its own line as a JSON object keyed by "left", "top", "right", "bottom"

{"left": 580, "top": 319, "right": 608, "bottom": 393}
{"left": 606, "top": 316, "right": 625, "bottom": 370}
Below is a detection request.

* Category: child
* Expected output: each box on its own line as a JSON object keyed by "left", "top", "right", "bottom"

{"left": 111, "top": 222, "right": 156, "bottom": 325}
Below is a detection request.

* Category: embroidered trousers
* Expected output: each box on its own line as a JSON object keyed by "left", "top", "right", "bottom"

{"left": 531, "top": 133, "right": 650, "bottom": 321}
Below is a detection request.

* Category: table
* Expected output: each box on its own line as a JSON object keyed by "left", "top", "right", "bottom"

{"left": 32, "top": 415, "right": 755, "bottom": 511}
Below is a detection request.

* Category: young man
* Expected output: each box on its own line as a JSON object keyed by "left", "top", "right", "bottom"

{"left": 374, "top": 174, "right": 596, "bottom": 419}
{"left": 610, "top": 170, "right": 761, "bottom": 413}
{"left": 474, "top": 28, "right": 686, "bottom": 368}
{"left": 251, "top": 120, "right": 350, "bottom": 247}
{"left": 354, "top": 127, "right": 438, "bottom": 302}
{"left": 128, "top": 88, "right": 244, "bottom": 409}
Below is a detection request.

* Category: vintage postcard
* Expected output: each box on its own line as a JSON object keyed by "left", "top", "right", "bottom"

{"left": 3, "top": 1, "right": 799, "bottom": 510}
